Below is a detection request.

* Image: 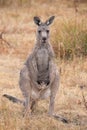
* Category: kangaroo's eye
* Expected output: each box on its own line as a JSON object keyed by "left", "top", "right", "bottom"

{"left": 47, "top": 30, "right": 49, "bottom": 33}
{"left": 38, "top": 30, "right": 41, "bottom": 33}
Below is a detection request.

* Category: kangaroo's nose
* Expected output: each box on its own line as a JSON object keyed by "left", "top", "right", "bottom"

{"left": 42, "top": 37, "right": 46, "bottom": 41}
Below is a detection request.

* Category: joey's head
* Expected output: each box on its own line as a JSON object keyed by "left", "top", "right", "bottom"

{"left": 34, "top": 16, "right": 55, "bottom": 45}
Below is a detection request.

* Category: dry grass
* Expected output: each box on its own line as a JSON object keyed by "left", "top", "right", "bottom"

{"left": 52, "top": 17, "right": 87, "bottom": 59}
{"left": 0, "top": 56, "right": 87, "bottom": 130}
{"left": 0, "top": 0, "right": 87, "bottom": 130}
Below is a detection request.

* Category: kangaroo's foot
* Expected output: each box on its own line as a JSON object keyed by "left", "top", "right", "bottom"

{"left": 53, "top": 114, "right": 68, "bottom": 123}
{"left": 48, "top": 113, "right": 68, "bottom": 124}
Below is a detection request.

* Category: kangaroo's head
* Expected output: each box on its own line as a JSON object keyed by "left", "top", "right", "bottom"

{"left": 34, "top": 16, "right": 55, "bottom": 44}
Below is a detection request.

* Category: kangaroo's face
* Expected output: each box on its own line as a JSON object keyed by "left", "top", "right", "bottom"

{"left": 34, "top": 16, "right": 55, "bottom": 44}
{"left": 37, "top": 24, "right": 50, "bottom": 43}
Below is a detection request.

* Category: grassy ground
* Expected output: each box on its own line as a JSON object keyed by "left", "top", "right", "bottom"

{"left": 0, "top": 1, "right": 87, "bottom": 130}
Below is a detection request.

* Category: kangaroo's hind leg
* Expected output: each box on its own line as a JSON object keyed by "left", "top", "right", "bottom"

{"left": 49, "top": 70, "right": 68, "bottom": 123}
{"left": 48, "top": 71, "right": 59, "bottom": 116}
{"left": 19, "top": 66, "right": 32, "bottom": 117}
{"left": 30, "top": 100, "right": 38, "bottom": 113}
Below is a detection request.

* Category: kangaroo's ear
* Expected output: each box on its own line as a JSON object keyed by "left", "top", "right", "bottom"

{"left": 34, "top": 16, "right": 41, "bottom": 26}
{"left": 45, "top": 16, "right": 55, "bottom": 26}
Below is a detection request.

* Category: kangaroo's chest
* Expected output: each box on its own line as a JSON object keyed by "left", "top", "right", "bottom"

{"left": 36, "top": 48, "right": 49, "bottom": 71}
{"left": 36, "top": 47, "right": 50, "bottom": 85}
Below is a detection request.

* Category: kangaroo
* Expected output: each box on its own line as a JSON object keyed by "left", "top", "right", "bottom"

{"left": 3, "top": 16, "right": 68, "bottom": 123}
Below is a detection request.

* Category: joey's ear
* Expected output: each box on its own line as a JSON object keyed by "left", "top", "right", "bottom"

{"left": 45, "top": 16, "right": 55, "bottom": 26}
{"left": 34, "top": 16, "right": 41, "bottom": 26}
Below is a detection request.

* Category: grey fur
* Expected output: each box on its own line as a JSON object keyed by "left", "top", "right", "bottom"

{"left": 19, "top": 16, "right": 59, "bottom": 116}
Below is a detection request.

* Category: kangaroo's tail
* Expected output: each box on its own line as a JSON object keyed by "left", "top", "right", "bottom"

{"left": 3, "top": 94, "right": 24, "bottom": 105}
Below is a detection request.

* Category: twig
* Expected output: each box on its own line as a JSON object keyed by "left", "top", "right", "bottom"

{"left": 80, "top": 86, "right": 87, "bottom": 110}
{"left": 0, "top": 32, "right": 13, "bottom": 48}
{"left": 73, "top": 0, "right": 79, "bottom": 13}
{"left": 1, "top": 38, "right": 12, "bottom": 48}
